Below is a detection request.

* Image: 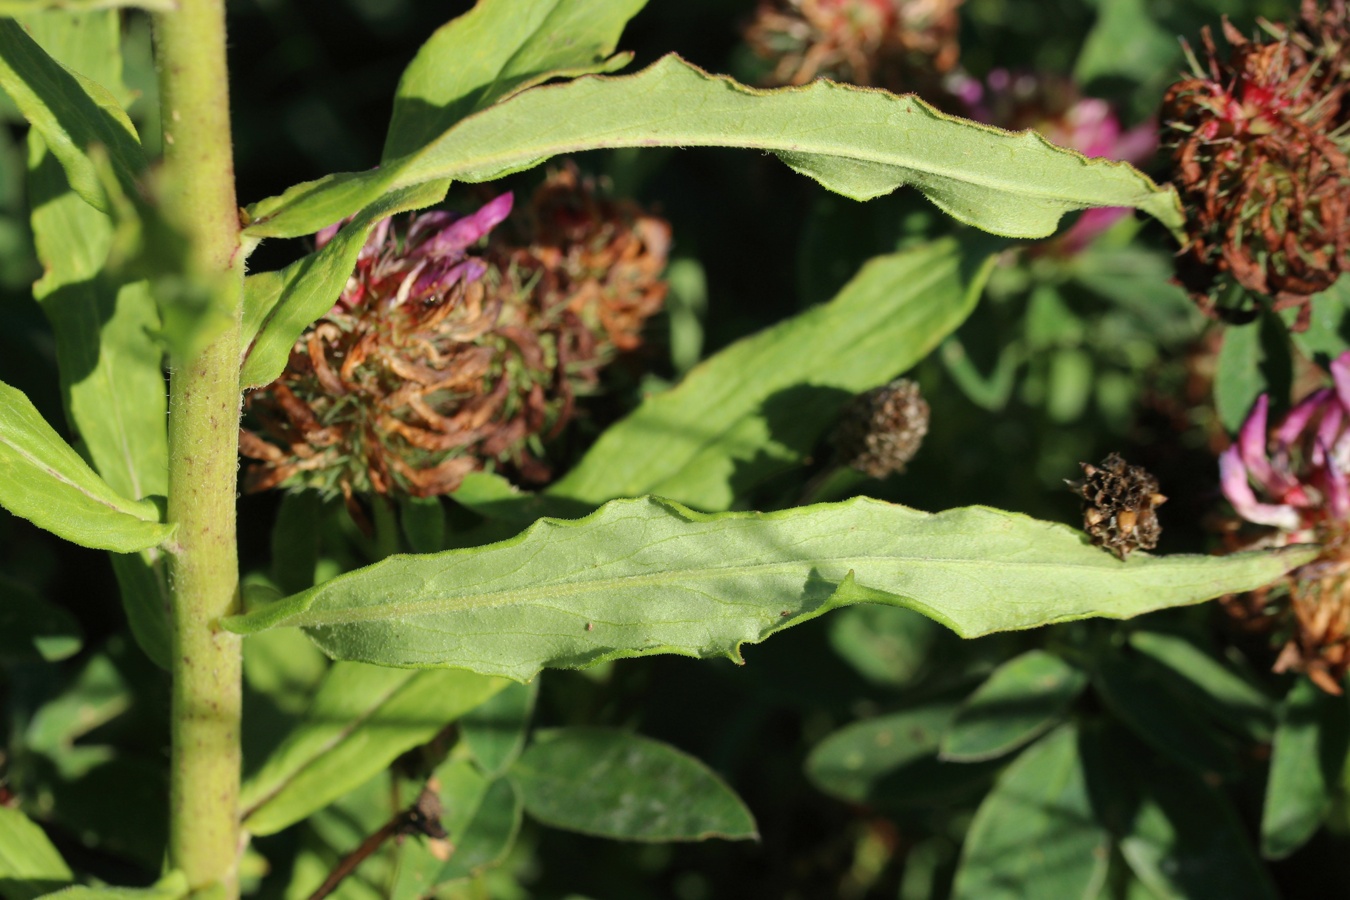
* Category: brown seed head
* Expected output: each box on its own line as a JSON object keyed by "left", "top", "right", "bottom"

{"left": 833, "top": 378, "right": 930, "bottom": 478}
{"left": 1068, "top": 452, "right": 1165, "bottom": 560}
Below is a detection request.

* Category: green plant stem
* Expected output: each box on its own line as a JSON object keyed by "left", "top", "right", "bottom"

{"left": 154, "top": 0, "right": 245, "bottom": 895}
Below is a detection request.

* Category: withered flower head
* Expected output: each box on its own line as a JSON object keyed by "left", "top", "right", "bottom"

{"left": 1220, "top": 350, "right": 1350, "bottom": 692}
{"left": 744, "top": 0, "right": 964, "bottom": 92}
{"left": 1068, "top": 453, "right": 1167, "bottom": 560}
{"left": 241, "top": 166, "right": 671, "bottom": 504}
{"left": 832, "top": 378, "right": 929, "bottom": 478}
{"left": 1161, "top": 2, "right": 1349, "bottom": 329}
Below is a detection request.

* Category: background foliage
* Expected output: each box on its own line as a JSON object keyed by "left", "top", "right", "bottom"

{"left": 2, "top": 1, "right": 1347, "bottom": 899}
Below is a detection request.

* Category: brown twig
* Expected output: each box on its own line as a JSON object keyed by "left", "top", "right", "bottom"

{"left": 307, "top": 786, "right": 448, "bottom": 900}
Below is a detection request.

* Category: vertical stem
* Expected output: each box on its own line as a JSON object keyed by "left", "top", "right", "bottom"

{"left": 154, "top": 1, "right": 244, "bottom": 895}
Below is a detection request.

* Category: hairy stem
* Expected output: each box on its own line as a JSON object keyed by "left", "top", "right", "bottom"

{"left": 154, "top": 0, "right": 245, "bottom": 894}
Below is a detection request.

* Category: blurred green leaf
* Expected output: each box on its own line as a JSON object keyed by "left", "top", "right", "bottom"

{"left": 382, "top": 0, "right": 643, "bottom": 159}
{"left": 828, "top": 604, "right": 946, "bottom": 688}
{"left": 241, "top": 627, "right": 328, "bottom": 716}
{"left": 951, "top": 726, "right": 1110, "bottom": 900}
{"left": 26, "top": 651, "right": 129, "bottom": 754}
{"left": 1127, "top": 630, "right": 1274, "bottom": 741}
{"left": 33, "top": 872, "right": 188, "bottom": 900}
{"left": 107, "top": 551, "right": 171, "bottom": 669}
{"left": 0, "top": 805, "right": 72, "bottom": 900}
{"left": 270, "top": 492, "right": 324, "bottom": 596}
{"left": 224, "top": 496, "right": 1314, "bottom": 681}
{"left": 245, "top": 56, "right": 1184, "bottom": 241}
{"left": 1091, "top": 649, "right": 1242, "bottom": 779}
{"left": 0, "top": 18, "right": 143, "bottom": 214}
{"left": 0, "top": 1, "right": 172, "bottom": 10}
{"left": 941, "top": 650, "right": 1087, "bottom": 762}
{"left": 0, "top": 379, "right": 172, "bottom": 552}
{"left": 391, "top": 760, "right": 522, "bottom": 897}
{"left": 1074, "top": 0, "right": 1178, "bottom": 93}
{"left": 1215, "top": 312, "right": 1293, "bottom": 434}
{"left": 508, "top": 728, "right": 756, "bottom": 841}
{"left": 461, "top": 680, "right": 537, "bottom": 777}
{"left": 1261, "top": 677, "right": 1350, "bottom": 859}
{"left": 1117, "top": 762, "right": 1277, "bottom": 900}
{"left": 551, "top": 236, "right": 997, "bottom": 509}
{"left": 240, "top": 181, "right": 446, "bottom": 390}
{"left": 1289, "top": 276, "right": 1350, "bottom": 365}
{"left": 0, "top": 576, "right": 80, "bottom": 662}
{"left": 240, "top": 662, "right": 506, "bottom": 836}
{"left": 399, "top": 496, "right": 445, "bottom": 555}
{"left": 805, "top": 700, "right": 956, "bottom": 804}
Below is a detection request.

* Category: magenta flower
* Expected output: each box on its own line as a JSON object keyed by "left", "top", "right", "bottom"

{"left": 1220, "top": 351, "right": 1350, "bottom": 541}
{"left": 315, "top": 193, "right": 513, "bottom": 312}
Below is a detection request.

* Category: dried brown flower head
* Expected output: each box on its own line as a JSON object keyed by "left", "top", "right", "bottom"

{"left": 744, "top": 0, "right": 963, "bottom": 92}
{"left": 1161, "top": 2, "right": 1350, "bottom": 329}
{"left": 241, "top": 166, "right": 671, "bottom": 504}
{"left": 1068, "top": 453, "right": 1167, "bottom": 560}
{"left": 833, "top": 378, "right": 929, "bottom": 478}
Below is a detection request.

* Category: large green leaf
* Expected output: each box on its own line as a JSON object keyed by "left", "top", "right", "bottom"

{"left": 951, "top": 726, "right": 1109, "bottom": 900}
{"left": 243, "top": 55, "right": 1183, "bottom": 241}
{"left": 507, "top": 728, "right": 756, "bottom": 841}
{"left": 0, "top": 379, "right": 172, "bottom": 552}
{"left": 461, "top": 680, "right": 537, "bottom": 777}
{"left": 0, "top": 806, "right": 72, "bottom": 900}
{"left": 940, "top": 650, "right": 1087, "bottom": 763}
{"left": 240, "top": 182, "right": 447, "bottom": 390}
{"left": 550, "top": 236, "right": 996, "bottom": 509}
{"left": 0, "top": 18, "right": 143, "bottom": 214}
{"left": 240, "top": 662, "right": 506, "bottom": 836}
{"left": 1261, "top": 677, "right": 1350, "bottom": 859}
{"left": 223, "top": 496, "right": 1313, "bottom": 682}
{"left": 382, "top": 0, "right": 643, "bottom": 160}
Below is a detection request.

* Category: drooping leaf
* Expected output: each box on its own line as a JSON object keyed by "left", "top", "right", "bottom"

{"left": 1090, "top": 648, "right": 1242, "bottom": 779}
{"left": 240, "top": 662, "right": 506, "bottom": 836}
{"left": 1084, "top": 723, "right": 1276, "bottom": 900}
{"left": 107, "top": 551, "right": 171, "bottom": 669}
{"left": 223, "top": 496, "right": 1314, "bottom": 682}
{"left": 391, "top": 760, "right": 522, "bottom": 898}
{"left": 827, "top": 604, "right": 947, "bottom": 688}
{"left": 244, "top": 55, "right": 1184, "bottom": 242}
{"left": 399, "top": 496, "right": 445, "bottom": 555}
{"left": 0, "top": 379, "right": 172, "bottom": 552}
{"left": 0, "top": 18, "right": 143, "bottom": 214}
{"left": 0, "top": 806, "right": 72, "bottom": 900}
{"left": 507, "top": 728, "right": 756, "bottom": 841}
{"left": 0, "top": 576, "right": 80, "bottom": 662}
{"left": 31, "top": 872, "right": 188, "bottom": 900}
{"left": 551, "top": 235, "right": 997, "bottom": 509}
{"left": 382, "top": 0, "right": 643, "bottom": 159}
{"left": 1261, "top": 677, "right": 1350, "bottom": 859}
{"left": 941, "top": 650, "right": 1087, "bottom": 762}
{"left": 269, "top": 492, "right": 324, "bottom": 596}
{"left": 25, "top": 651, "right": 129, "bottom": 754}
{"left": 951, "top": 726, "right": 1110, "bottom": 900}
{"left": 1127, "top": 630, "right": 1274, "bottom": 742}
{"left": 239, "top": 181, "right": 447, "bottom": 390}
{"left": 461, "top": 680, "right": 538, "bottom": 777}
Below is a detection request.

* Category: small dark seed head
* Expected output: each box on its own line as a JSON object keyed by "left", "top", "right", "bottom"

{"left": 1070, "top": 452, "right": 1165, "bottom": 560}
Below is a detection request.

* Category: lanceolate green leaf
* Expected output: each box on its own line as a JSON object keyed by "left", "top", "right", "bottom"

{"left": 244, "top": 55, "right": 1183, "bottom": 241}
{"left": 550, "top": 236, "right": 995, "bottom": 509}
{"left": 0, "top": 18, "right": 143, "bottom": 214}
{"left": 223, "top": 496, "right": 1314, "bottom": 682}
{"left": 0, "top": 805, "right": 72, "bottom": 900}
{"left": 240, "top": 662, "right": 506, "bottom": 836}
{"left": 382, "top": 0, "right": 644, "bottom": 160}
{"left": 240, "top": 181, "right": 448, "bottom": 390}
{"left": 0, "top": 380, "right": 172, "bottom": 552}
